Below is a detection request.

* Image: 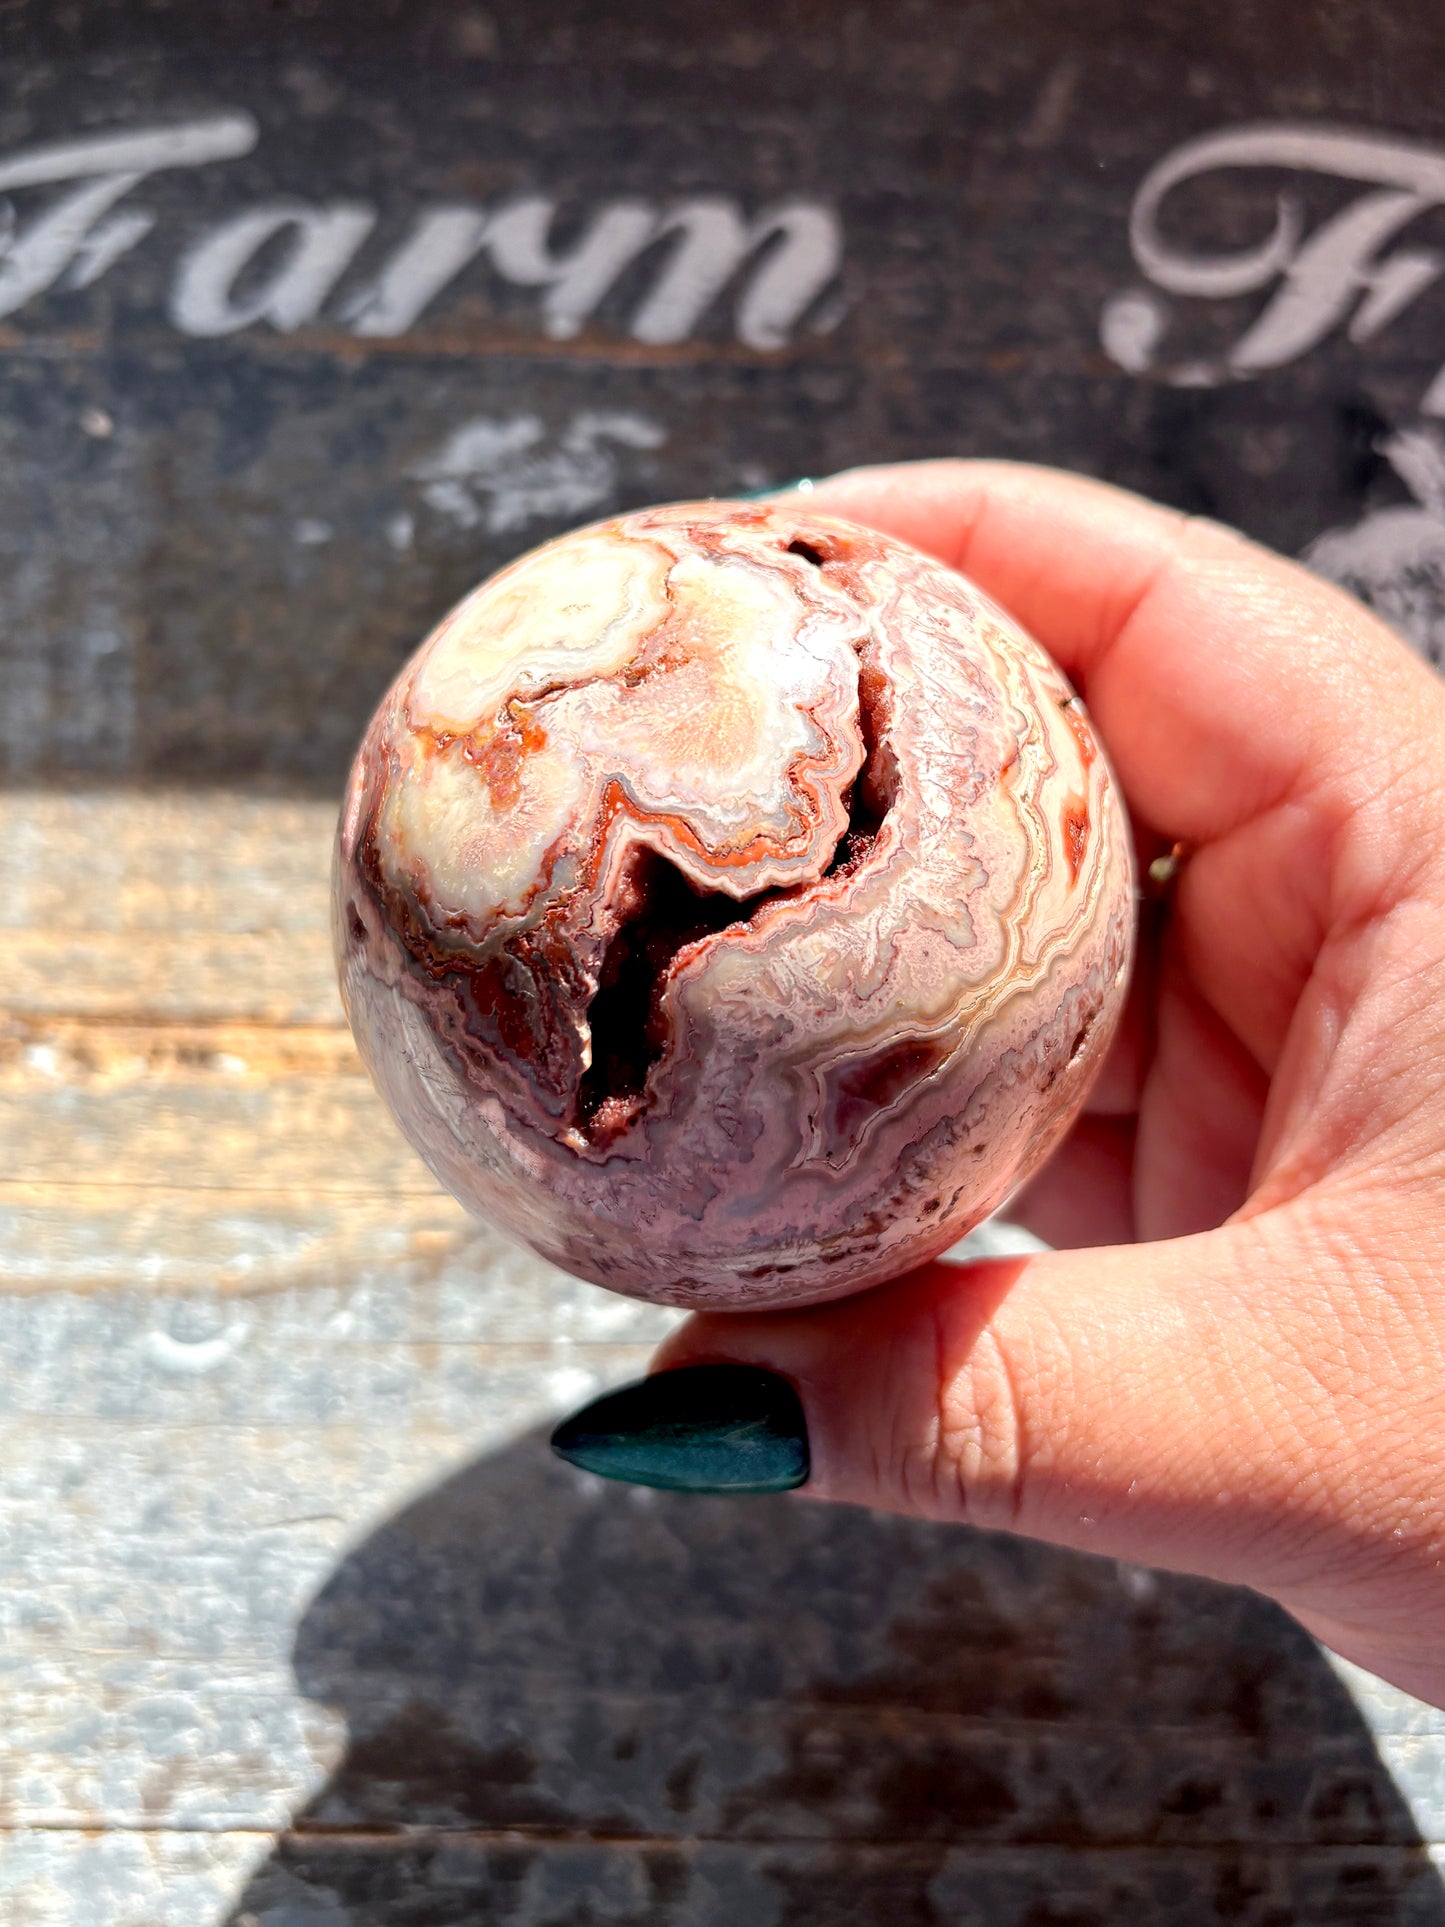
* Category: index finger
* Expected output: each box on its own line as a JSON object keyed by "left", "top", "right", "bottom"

{"left": 802, "top": 460, "right": 1442, "bottom": 848}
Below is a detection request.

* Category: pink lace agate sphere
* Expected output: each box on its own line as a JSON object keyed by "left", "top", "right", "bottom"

{"left": 334, "top": 501, "right": 1135, "bottom": 1309}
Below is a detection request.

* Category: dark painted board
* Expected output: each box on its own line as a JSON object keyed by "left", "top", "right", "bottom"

{"left": 3, "top": 0, "right": 1445, "bottom": 782}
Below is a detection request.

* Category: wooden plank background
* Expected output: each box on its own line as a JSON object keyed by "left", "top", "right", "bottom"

{"left": 8, "top": 1, "right": 1445, "bottom": 1920}
{"left": 7, "top": 790, "right": 1445, "bottom": 1927}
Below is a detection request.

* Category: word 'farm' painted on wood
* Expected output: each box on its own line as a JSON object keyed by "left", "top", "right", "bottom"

{"left": 0, "top": 113, "right": 844, "bottom": 351}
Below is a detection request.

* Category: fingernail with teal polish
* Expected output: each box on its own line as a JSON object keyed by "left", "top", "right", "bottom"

{"left": 550, "top": 1364, "right": 810, "bottom": 1495}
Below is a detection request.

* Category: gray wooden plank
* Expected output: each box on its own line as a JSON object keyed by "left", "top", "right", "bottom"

{"left": 0, "top": 791, "right": 341, "bottom": 1025}
{"left": 0, "top": 1184, "right": 657, "bottom": 1329}
{"left": 0, "top": 934, "right": 340, "bottom": 1025}
{"left": 9, "top": 1834, "right": 1445, "bottom": 1927}
{"left": 0, "top": 1278, "right": 1441, "bottom": 1864}
{"left": 0, "top": 1834, "right": 273, "bottom": 1927}
{"left": 0, "top": 1067, "right": 438, "bottom": 1195}
{"left": 226, "top": 1838, "right": 1445, "bottom": 1927}
{"left": 3, "top": 778, "right": 1445, "bottom": 1927}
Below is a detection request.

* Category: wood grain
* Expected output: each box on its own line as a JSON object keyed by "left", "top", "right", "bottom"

{"left": 0, "top": 792, "right": 342, "bottom": 1024}
{"left": 2, "top": 786, "right": 1445, "bottom": 1926}
{"left": 5, "top": 0, "right": 1445, "bottom": 1909}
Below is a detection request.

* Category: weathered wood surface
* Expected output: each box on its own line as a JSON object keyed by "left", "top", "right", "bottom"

{"left": 8, "top": 0, "right": 1445, "bottom": 1918}
{"left": 4, "top": 790, "right": 1445, "bottom": 1927}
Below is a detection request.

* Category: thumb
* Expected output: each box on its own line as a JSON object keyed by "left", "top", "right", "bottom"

{"left": 645, "top": 1206, "right": 1418, "bottom": 1617}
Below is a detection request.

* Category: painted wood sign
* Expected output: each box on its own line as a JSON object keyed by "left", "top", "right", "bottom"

{"left": 3, "top": 0, "right": 1444, "bottom": 788}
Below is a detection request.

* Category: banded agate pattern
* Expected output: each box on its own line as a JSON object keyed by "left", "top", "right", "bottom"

{"left": 334, "top": 502, "right": 1135, "bottom": 1308}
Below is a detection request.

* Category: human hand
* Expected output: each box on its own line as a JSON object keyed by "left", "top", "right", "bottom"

{"left": 552, "top": 460, "right": 1445, "bottom": 1709}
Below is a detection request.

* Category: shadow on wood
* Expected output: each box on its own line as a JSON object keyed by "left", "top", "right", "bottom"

{"left": 223, "top": 1432, "right": 1445, "bottom": 1925}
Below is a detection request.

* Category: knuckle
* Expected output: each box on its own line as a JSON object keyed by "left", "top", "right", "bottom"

{"left": 923, "top": 1303, "right": 1036, "bottom": 1531}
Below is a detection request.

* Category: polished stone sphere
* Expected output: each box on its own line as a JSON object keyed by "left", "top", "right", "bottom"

{"left": 334, "top": 501, "right": 1135, "bottom": 1308}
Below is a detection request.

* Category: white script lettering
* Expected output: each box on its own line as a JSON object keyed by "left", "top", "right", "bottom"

{"left": 0, "top": 115, "right": 259, "bottom": 318}
{"left": 171, "top": 201, "right": 377, "bottom": 334}
{"left": 1102, "top": 123, "right": 1445, "bottom": 413}
{"left": 0, "top": 115, "right": 842, "bottom": 352}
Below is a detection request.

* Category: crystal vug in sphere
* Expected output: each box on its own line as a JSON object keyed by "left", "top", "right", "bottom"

{"left": 334, "top": 502, "right": 1135, "bottom": 1310}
